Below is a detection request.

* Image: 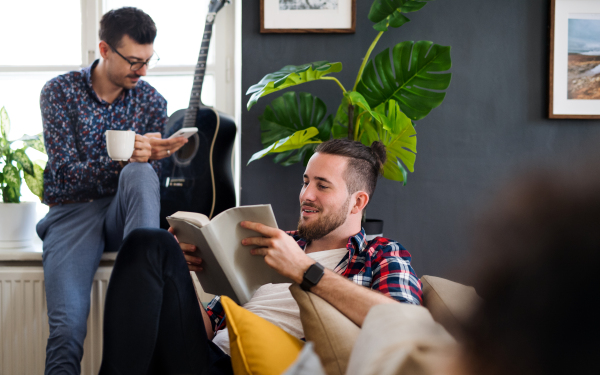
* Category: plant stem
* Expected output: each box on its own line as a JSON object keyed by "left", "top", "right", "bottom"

{"left": 347, "top": 104, "right": 354, "bottom": 140}
{"left": 353, "top": 31, "right": 385, "bottom": 91}
{"left": 321, "top": 77, "right": 347, "bottom": 94}
{"left": 354, "top": 115, "right": 360, "bottom": 141}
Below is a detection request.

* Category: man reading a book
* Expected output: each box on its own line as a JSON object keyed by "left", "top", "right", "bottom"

{"left": 99, "top": 139, "right": 422, "bottom": 374}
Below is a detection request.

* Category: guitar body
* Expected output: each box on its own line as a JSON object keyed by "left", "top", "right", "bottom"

{"left": 159, "top": 106, "right": 236, "bottom": 229}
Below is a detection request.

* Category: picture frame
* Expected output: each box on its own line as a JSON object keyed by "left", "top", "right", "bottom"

{"left": 260, "top": 0, "right": 356, "bottom": 34}
{"left": 549, "top": 0, "right": 600, "bottom": 119}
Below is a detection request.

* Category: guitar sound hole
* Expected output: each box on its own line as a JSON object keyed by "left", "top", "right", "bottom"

{"left": 174, "top": 133, "right": 200, "bottom": 166}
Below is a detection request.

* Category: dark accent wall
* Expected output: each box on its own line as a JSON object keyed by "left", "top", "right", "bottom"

{"left": 241, "top": 0, "right": 600, "bottom": 281}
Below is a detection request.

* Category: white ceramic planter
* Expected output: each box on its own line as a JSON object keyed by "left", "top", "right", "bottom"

{"left": 0, "top": 202, "right": 37, "bottom": 249}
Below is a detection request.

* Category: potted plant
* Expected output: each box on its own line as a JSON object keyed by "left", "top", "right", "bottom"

{"left": 246, "top": 0, "right": 452, "bottom": 237}
{"left": 0, "top": 106, "right": 46, "bottom": 249}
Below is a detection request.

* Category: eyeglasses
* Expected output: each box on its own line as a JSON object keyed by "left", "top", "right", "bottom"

{"left": 108, "top": 44, "right": 160, "bottom": 71}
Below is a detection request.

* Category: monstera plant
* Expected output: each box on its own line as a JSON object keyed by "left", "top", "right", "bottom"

{"left": 0, "top": 106, "right": 45, "bottom": 203}
{"left": 246, "top": 0, "right": 452, "bottom": 185}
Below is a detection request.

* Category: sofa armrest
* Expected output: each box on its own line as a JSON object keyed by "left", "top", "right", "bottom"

{"left": 290, "top": 284, "right": 360, "bottom": 375}
{"left": 421, "top": 275, "right": 482, "bottom": 340}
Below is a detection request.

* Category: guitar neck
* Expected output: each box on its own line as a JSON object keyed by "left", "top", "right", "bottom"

{"left": 183, "top": 12, "right": 216, "bottom": 128}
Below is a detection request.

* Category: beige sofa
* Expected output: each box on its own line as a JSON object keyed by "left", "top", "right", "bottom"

{"left": 285, "top": 275, "right": 482, "bottom": 375}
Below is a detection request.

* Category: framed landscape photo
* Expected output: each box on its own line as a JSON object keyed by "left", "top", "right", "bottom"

{"left": 550, "top": 0, "right": 600, "bottom": 119}
{"left": 261, "top": 0, "right": 356, "bottom": 34}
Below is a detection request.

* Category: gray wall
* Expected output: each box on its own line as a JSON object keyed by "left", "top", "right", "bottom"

{"left": 240, "top": 0, "right": 600, "bottom": 281}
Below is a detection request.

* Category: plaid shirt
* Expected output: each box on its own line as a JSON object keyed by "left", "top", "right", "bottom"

{"left": 39, "top": 60, "right": 167, "bottom": 205}
{"left": 206, "top": 228, "right": 423, "bottom": 332}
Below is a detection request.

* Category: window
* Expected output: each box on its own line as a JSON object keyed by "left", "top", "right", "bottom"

{"left": 0, "top": 0, "right": 238, "bottom": 205}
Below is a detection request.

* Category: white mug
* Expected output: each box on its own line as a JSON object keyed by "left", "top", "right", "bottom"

{"left": 105, "top": 130, "right": 135, "bottom": 161}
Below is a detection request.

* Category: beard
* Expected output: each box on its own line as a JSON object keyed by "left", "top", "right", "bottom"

{"left": 297, "top": 196, "right": 350, "bottom": 241}
{"left": 107, "top": 68, "right": 140, "bottom": 90}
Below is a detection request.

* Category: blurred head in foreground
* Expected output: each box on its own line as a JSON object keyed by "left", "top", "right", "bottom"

{"left": 461, "top": 155, "right": 600, "bottom": 375}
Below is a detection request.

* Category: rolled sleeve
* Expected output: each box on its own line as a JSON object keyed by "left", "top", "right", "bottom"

{"left": 371, "top": 242, "right": 423, "bottom": 305}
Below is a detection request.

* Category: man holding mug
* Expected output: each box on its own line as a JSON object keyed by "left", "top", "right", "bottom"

{"left": 37, "top": 7, "right": 187, "bottom": 374}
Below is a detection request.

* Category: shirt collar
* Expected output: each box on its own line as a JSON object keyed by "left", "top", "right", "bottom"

{"left": 348, "top": 228, "right": 368, "bottom": 254}
{"left": 82, "top": 60, "right": 99, "bottom": 99}
{"left": 83, "top": 59, "right": 129, "bottom": 104}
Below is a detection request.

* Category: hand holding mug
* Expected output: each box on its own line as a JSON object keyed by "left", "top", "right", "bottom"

{"left": 129, "top": 134, "right": 152, "bottom": 163}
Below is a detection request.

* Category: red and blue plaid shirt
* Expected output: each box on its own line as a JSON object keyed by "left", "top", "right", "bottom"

{"left": 206, "top": 228, "right": 423, "bottom": 332}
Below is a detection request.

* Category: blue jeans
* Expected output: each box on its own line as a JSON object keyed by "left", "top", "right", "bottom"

{"left": 99, "top": 228, "right": 232, "bottom": 375}
{"left": 36, "top": 163, "right": 160, "bottom": 375}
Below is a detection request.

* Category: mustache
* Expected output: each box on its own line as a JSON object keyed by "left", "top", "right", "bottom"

{"left": 300, "top": 202, "right": 321, "bottom": 210}
{"left": 126, "top": 74, "right": 141, "bottom": 79}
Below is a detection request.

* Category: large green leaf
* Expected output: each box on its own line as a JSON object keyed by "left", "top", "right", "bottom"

{"left": 369, "top": 0, "right": 433, "bottom": 31}
{"left": 2, "top": 163, "right": 20, "bottom": 187}
{"left": 382, "top": 159, "right": 408, "bottom": 183}
{"left": 2, "top": 186, "right": 20, "bottom": 203}
{"left": 381, "top": 102, "right": 417, "bottom": 171}
{"left": 273, "top": 143, "right": 320, "bottom": 167}
{"left": 0, "top": 107, "right": 10, "bottom": 139}
{"left": 0, "top": 136, "right": 9, "bottom": 157}
{"left": 24, "top": 163, "right": 44, "bottom": 201}
{"left": 258, "top": 92, "right": 332, "bottom": 166}
{"left": 360, "top": 101, "right": 417, "bottom": 184}
{"left": 13, "top": 149, "right": 34, "bottom": 175}
{"left": 345, "top": 91, "right": 386, "bottom": 128}
{"left": 331, "top": 95, "right": 351, "bottom": 139}
{"left": 248, "top": 127, "right": 322, "bottom": 165}
{"left": 357, "top": 41, "right": 452, "bottom": 121}
{"left": 2, "top": 163, "right": 21, "bottom": 202}
{"left": 21, "top": 133, "right": 46, "bottom": 154}
{"left": 246, "top": 61, "right": 342, "bottom": 110}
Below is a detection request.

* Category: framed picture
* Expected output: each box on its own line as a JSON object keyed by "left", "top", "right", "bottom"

{"left": 550, "top": 0, "right": 600, "bottom": 119}
{"left": 260, "top": 0, "right": 356, "bottom": 34}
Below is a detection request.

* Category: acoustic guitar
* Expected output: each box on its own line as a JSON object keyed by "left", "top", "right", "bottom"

{"left": 160, "top": 0, "right": 236, "bottom": 229}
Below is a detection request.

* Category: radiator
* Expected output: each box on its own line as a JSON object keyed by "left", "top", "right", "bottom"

{"left": 0, "top": 266, "right": 113, "bottom": 375}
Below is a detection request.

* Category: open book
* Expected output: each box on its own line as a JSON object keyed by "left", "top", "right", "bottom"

{"left": 167, "top": 204, "right": 290, "bottom": 305}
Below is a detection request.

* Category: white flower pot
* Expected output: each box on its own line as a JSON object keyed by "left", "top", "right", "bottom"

{"left": 0, "top": 202, "right": 37, "bottom": 249}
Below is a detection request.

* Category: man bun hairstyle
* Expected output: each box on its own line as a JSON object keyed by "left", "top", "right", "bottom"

{"left": 99, "top": 7, "right": 157, "bottom": 48}
{"left": 315, "top": 139, "right": 387, "bottom": 199}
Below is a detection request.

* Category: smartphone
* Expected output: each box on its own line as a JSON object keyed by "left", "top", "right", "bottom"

{"left": 168, "top": 127, "right": 198, "bottom": 139}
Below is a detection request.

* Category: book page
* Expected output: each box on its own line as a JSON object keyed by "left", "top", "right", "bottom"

{"left": 206, "top": 205, "right": 291, "bottom": 303}
{"left": 169, "top": 211, "right": 210, "bottom": 228}
{"left": 166, "top": 217, "right": 239, "bottom": 300}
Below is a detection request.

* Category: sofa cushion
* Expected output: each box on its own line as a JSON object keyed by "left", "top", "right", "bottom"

{"left": 346, "top": 303, "right": 457, "bottom": 375}
{"left": 289, "top": 284, "right": 360, "bottom": 375}
{"left": 421, "top": 275, "right": 482, "bottom": 339}
{"left": 221, "top": 296, "right": 304, "bottom": 375}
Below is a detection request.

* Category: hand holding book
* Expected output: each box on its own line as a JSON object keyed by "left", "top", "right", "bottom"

{"left": 168, "top": 227, "right": 204, "bottom": 272}
{"left": 241, "top": 220, "right": 314, "bottom": 285}
{"left": 166, "top": 205, "right": 290, "bottom": 305}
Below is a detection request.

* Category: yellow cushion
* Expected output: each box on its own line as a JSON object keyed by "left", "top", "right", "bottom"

{"left": 221, "top": 296, "right": 304, "bottom": 375}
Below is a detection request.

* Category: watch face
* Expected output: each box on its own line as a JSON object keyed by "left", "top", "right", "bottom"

{"left": 305, "top": 263, "right": 324, "bottom": 284}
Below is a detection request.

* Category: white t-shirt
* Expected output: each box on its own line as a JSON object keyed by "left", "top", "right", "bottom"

{"left": 212, "top": 247, "right": 347, "bottom": 355}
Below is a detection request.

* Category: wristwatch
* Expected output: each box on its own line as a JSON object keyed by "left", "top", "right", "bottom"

{"left": 300, "top": 262, "right": 325, "bottom": 291}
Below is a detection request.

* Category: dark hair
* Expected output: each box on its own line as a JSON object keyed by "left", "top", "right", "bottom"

{"left": 99, "top": 7, "right": 157, "bottom": 48}
{"left": 315, "top": 139, "right": 386, "bottom": 198}
{"left": 462, "top": 156, "right": 600, "bottom": 375}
